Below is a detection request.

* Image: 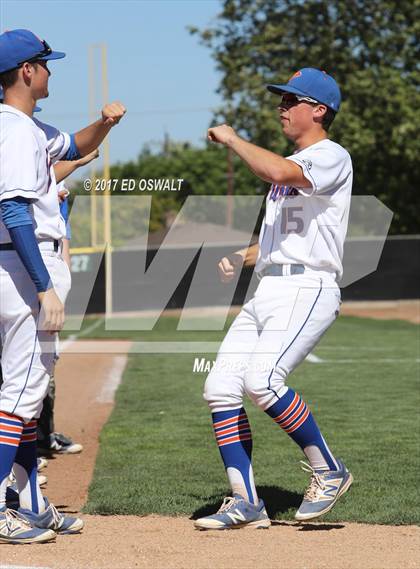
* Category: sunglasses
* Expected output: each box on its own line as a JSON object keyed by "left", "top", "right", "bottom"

{"left": 16, "top": 40, "right": 52, "bottom": 68}
{"left": 279, "top": 94, "right": 320, "bottom": 107}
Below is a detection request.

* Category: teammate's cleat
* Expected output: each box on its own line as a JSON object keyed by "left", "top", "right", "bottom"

{"left": 38, "top": 432, "right": 83, "bottom": 455}
{"left": 194, "top": 494, "right": 271, "bottom": 530}
{"left": 38, "top": 474, "right": 48, "bottom": 487}
{"left": 20, "top": 499, "right": 84, "bottom": 534}
{"left": 37, "top": 457, "right": 49, "bottom": 471}
{"left": 0, "top": 507, "right": 56, "bottom": 544}
{"left": 295, "top": 459, "right": 353, "bottom": 521}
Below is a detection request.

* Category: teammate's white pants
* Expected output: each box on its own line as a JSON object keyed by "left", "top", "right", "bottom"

{"left": 204, "top": 272, "right": 341, "bottom": 412}
{"left": 0, "top": 249, "right": 71, "bottom": 422}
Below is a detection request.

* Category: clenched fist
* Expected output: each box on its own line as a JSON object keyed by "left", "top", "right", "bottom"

{"left": 218, "top": 253, "right": 244, "bottom": 283}
{"left": 208, "top": 124, "right": 237, "bottom": 146}
{"left": 102, "top": 101, "right": 126, "bottom": 126}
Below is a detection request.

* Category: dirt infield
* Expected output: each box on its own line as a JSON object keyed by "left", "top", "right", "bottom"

{"left": 2, "top": 515, "right": 419, "bottom": 569}
{"left": 1, "top": 302, "right": 419, "bottom": 569}
{"left": 128, "top": 299, "right": 420, "bottom": 324}
{"left": 340, "top": 299, "right": 420, "bottom": 324}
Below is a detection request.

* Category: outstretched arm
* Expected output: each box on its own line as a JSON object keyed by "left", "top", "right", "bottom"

{"left": 54, "top": 149, "right": 99, "bottom": 183}
{"left": 208, "top": 124, "right": 311, "bottom": 188}
{"left": 74, "top": 102, "right": 126, "bottom": 156}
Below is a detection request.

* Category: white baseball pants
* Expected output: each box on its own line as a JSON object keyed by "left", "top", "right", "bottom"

{"left": 0, "top": 248, "right": 71, "bottom": 422}
{"left": 204, "top": 272, "right": 341, "bottom": 412}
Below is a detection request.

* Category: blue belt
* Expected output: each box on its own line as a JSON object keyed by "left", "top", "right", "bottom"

{"left": 257, "top": 264, "right": 305, "bottom": 278}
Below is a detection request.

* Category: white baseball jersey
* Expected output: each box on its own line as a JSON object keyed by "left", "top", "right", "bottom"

{"left": 0, "top": 103, "right": 72, "bottom": 422}
{"left": 0, "top": 103, "right": 70, "bottom": 243}
{"left": 255, "top": 139, "right": 353, "bottom": 281}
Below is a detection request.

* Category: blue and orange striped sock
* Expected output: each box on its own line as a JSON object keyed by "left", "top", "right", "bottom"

{"left": 266, "top": 388, "right": 339, "bottom": 471}
{"left": 212, "top": 408, "right": 258, "bottom": 504}
{"left": 0, "top": 411, "right": 23, "bottom": 508}
{"left": 14, "top": 419, "right": 45, "bottom": 513}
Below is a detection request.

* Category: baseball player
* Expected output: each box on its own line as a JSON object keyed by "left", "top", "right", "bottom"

{"left": 0, "top": 90, "right": 98, "bottom": 457}
{"left": 37, "top": 151, "right": 98, "bottom": 458}
{"left": 36, "top": 151, "right": 99, "bottom": 458}
{"left": 0, "top": 29, "right": 125, "bottom": 543}
{"left": 194, "top": 68, "right": 353, "bottom": 530}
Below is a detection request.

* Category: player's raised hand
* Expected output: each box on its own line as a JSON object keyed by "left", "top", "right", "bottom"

{"left": 208, "top": 124, "right": 237, "bottom": 146}
{"left": 38, "top": 288, "right": 65, "bottom": 334}
{"left": 102, "top": 102, "right": 126, "bottom": 126}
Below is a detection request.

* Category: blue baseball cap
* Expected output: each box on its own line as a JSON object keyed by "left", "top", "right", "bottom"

{"left": 0, "top": 29, "right": 65, "bottom": 74}
{"left": 0, "top": 85, "right": 41, "bottom": 111}
{"left": 267, "top": 68, "right": 341, "bottom": 112}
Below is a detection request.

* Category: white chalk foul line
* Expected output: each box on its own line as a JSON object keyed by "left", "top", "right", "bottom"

{"left": 316, "top": 358, "right": 420, "bottom": 364}
{"left": 0, "top": 565, "right": 51, "bottom": 569}
{"left": 95, "top": 354, "right": 129, "bottom": 403}
{"left": 61, "top": 318, "right": 104, "bottom": 352}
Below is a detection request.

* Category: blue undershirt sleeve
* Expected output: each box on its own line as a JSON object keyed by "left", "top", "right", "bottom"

{"left": 0, "top": 198, "right": 52, "bottom": 293}
{"left": 59, "top": 198, "right": 69, "bottom": 223}
{"left": 61, "top": 133, "right": 81, "bottom": 161}
{"left": 59, "top": 198, "right": 72, "bottom": 240}
{"left": 65, "top": 220, "right": 72, "bottom": 240}
{"left": 0, "top": 196, "right": 33, "bottom": 228}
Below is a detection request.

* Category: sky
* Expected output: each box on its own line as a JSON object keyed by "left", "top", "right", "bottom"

{"left": 1, "top": 0, "right": 223, "bottom": 172}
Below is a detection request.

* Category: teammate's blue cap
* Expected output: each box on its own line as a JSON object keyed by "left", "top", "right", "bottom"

{"left": 0, "top": 85, "right": 41, "bottom": 111}
{"left": 267, "top": 68, "right": 341, "bottom": 112}
{"left": 0, "top": 29, "right": 65, "bottom": 74}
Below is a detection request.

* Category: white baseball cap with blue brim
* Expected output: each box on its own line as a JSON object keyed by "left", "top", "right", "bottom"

{"left": 267, "top": 68, "right": 341, "bottom": 112}
{"left": 0, "top": 29, "right": 65, "bottom": 74}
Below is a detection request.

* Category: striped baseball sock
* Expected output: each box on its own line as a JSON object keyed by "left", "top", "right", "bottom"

{"left": 14, "top": 419, "right": 45, "bottom": 513}
{"left": 0, "top": 411, "right": 23, "bottom": 508}
{"left": 212, "top": 408, "right": 258, "bottom": 504}
{"left": 265, "top": 388, "right": 339, "bottom": 471}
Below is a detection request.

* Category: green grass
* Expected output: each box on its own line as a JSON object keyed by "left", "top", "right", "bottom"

{"left": 62, "top": 313, "right": 230, "bottom": 342}
{"left": 83, "top": 315, "right": 420, "bottom": 524}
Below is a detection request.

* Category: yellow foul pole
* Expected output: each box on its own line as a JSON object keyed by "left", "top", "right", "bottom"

{"left": 101, "top": 44, "right": 113, "bottom": 317}
{"left": 88, "top": 45, "right": 98, "bottom": 247}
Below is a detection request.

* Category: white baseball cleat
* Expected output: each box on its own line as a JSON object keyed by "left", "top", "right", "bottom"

{"left": 19, "top": 499, "right": 84, "bottom": 535}
{"left": 37, "top": 456, "right": 49, "bottom": 471}
{"left": 38, "top": 432, "right": 83, "bottom": 455}
{"left": 38, "top": 474, "right": 48, "bottom": 487}
{"left": 295, "top": 459, "right": 353, "bottom": 521}
{"left": 0, "top": 508, "right": 56, "bottom": 544}
{"left": 194, "top": 494, "right": 271, "bottom": 530}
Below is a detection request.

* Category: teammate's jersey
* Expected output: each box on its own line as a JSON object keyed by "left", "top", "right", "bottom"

{"left": 0, "top": 103, "right": 70, "bottom": 243}
{"left": 255, "top": 139, "right": 353, "bottom": 281}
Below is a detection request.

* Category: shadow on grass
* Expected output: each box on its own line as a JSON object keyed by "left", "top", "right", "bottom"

{"left": 190, "top": 485, "right": 301, "bottom": 520}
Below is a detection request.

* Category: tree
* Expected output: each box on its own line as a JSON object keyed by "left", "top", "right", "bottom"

{"left": 69, "top": 142, "right": 264, "bottom": 246}
{"left": 190, "top": 0, "right": 420, "bottom": 233}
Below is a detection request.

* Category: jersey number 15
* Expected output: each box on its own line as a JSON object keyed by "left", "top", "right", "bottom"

{"left": 281, "top": 206, "right": 304, "bottom": 234}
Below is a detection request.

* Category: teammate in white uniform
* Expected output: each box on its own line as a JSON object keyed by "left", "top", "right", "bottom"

{"left": 195, "top": 68, "right": 353, "bottom": 530}
{"left": 0, "top": 29, "right": 125, "bottom": 543}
